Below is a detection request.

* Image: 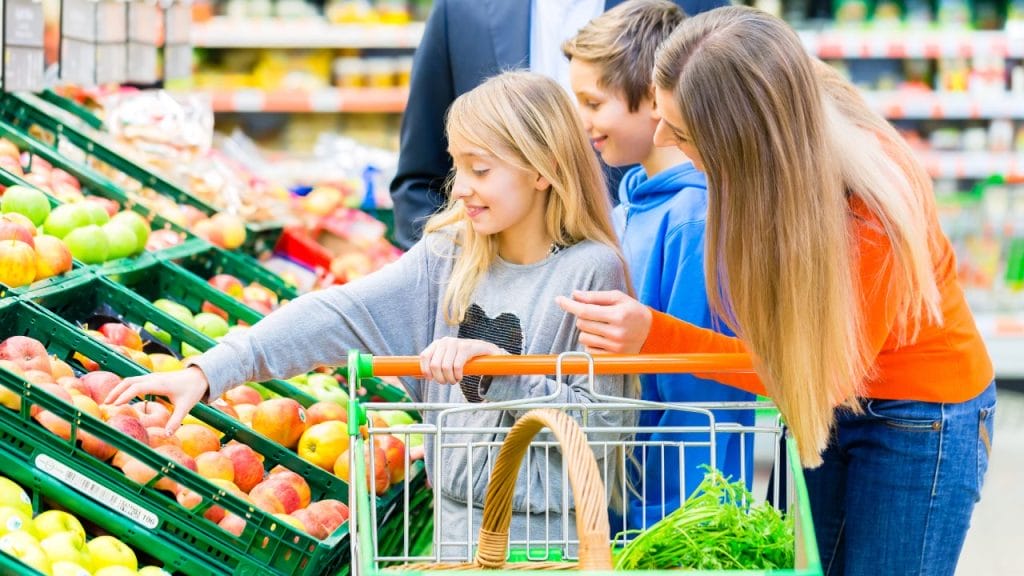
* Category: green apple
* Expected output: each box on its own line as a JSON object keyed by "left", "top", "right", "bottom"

{"left": 193, "top": 312, "right": 229, "bottom": 339}
{"left": 64, "top": 225, "right": 110, "bottom": 264}
{"left": 152, "top": 299, "right": 195, "bottom": 327}
{"left": 43, "top": 203, "right": 92, "bottom": 239}
{"left": 0, "top": 477, "right": 32, "bottom": 516}
{"left": 306, "top": 373, "right": 348, "bottom": 404}
{"left": 1, "top": 185, "right": 51, "bottom": 226}
{"left": 109, "top": 211, "right": 149, "bottom": 254}
{"left": 102, "top": 221, "right": 139, "bottom": 260}
{"left": 40, "top": 531, "right": 91, "bottom": 570}
{"left": 33, "top": 510, "right": 86, "bottom": 541}
{"left": 377, "top": 410, "right": 416, "bottom": 427}
{"left": 138, "top": 566, "right": 171, "bottom": 576}
{"left": 81, "top": 202, "right": 109, "bottom": 226}
{"left": 86, "top": 535, "right": 137, "bottom": 571}
{"left": 143, "top": 321, "right": 172, "bottom": 346}
{"left": 181, "top": 342, "right": 202, "bottom": 358}
{"left": 288, "top": 373, "right": 308, "bottom": 386}
{"left": 0, "top": 530, "right": 50, "bottom": 574}
{"left": 0, "top": 506, "right": 34, "bottom": 537}
{"left": 51, "top": 560, "right": 92, "bottom": 576}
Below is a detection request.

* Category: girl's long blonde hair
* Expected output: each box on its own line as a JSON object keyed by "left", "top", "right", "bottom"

{"left": 424, "top": 71, "right": 628, "bottom": 324}
{"left": 654, "top": 6, "right": 941, "bottom": 466}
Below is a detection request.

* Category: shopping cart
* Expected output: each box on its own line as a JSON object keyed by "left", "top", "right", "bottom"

{"left": 343, "top": 350, "right": 822, "bottom": 575}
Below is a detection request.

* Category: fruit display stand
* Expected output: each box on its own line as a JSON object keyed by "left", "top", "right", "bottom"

{"left": 0, "top": 300, "right": 354, "bottom": 575}
{"left": 162, "top": 245, "right": 299, "bottom": 308}
{"left": 0, "top": 93, "right": 285, "bottom": 259}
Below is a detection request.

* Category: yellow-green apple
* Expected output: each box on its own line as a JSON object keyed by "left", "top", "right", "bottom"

{"left": 102, "top": 221, "right": 138, "bottom": 260}
{"left": 273, "top": 513, "right": 305, "bottom": 533}
{"left": 174, "top": 424, "right": 221, "bottom": 458}
{"left": 108, "top": 212, "right": 148, "bottom": 253}
{"left": 86, "top": 535, "right": 137, "bottom": 571}
{"left": 98, "top": 324, "right": 142, "bottom": 351}
{"left": 0, "top": 506, "right": 34, "bottom": 537}
{"left": 106, "top": 414, "right": 150, "bottom": 447}
{"left": 138, "top": 565, "right": 170, "bottom": 576}
{"left": 81, "top": 371, "right": 121, "bottom": 405}
{"left": 0, "top": 336, "right": 49, "bottom": 374}
{"left": 249, "top": 478, "right": 302, "bottom": 514}
{"left": 39, "top": 531, "right": 91, "bottom": 569}
{"left": 304, "top": 401, "right": 347, "bottom": 427}
{"left": 219, "top": 444, "right": 264, "bottom": 492}
{"left": 375, "top": 434, "right": 408, "bottom": 484}
{"left": 147, "top": 354, "right": 183, "bottom": 373}
{"left": 222, "top": 385, "right": 262, "bottom": 406}
{"left": 94, "top": 566, "right": 141, "bottom": 576}
{"left": 0, "top": 139, "right": 19, "bottom": 157}
{"left": 63, "top": 225, "right": 109, "bottom": 264}
{"left": 298, "top": 421, "right": 349, "bottom": 470}
{"left": 0, "top": 530, "right": 51, "bottom": 574}
{"left": 33, "top": 234, "right": 72, "bottom": 280}
{"left": 195, "top": 451, "right": 234, "bottom": 483}
{"left": 266, "top": 470, "right": 311, "bottom": 510}
{"left": 252, "top": 398, "right": 306, "bottom": 449}
{"left": 0, "top": 478, "right": 32, "bottom": 516}
{"left": 145, "top": 427, "right": 181, "bottom": 450}
{"left": 207, "top": 213, "right": 246, "bottom": 250}
{"left": 72, "top": 351, "right": 99, "bottom": 373}
{"left": 207, "top": 274, "right": 244, "bottom": 299}
{"left": 193, "top": 312, "right": 229, "bottom": 339}
{"left": 121, "top": 347, "right": 154, "bottom": 371}
{"left": 84, "top": 197, "right": 118, "bottom": 219}
{"left": 1, "top": 185, "right": 50, "bottom": 227}
{"left": 51, "top": 560, "right": 92, "bottom": 576}
{"left": 218, "top": 513, "right": 246, "bottom": 537}
{"left": 0, "top": 360, "right": 23, "bottom": 410}
{"left": 32, "top": 510, "right": 85, "bottom": 541}
{"left": 132, "top": 401, "right": 170, "bottom": 429}
{"left": 79, "top": 202, "right": 108, "bottom": 226}
{"left": 0, "top": 239, "right": 35, "bottom": 287}
{"left": 70, "top": 394, "right": 101, "bottom": 419}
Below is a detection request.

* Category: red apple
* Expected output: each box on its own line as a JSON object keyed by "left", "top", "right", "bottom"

{"left": 176, "top": 485, "right": 226, "bottom": 523}
{"left": 375, "top": 434, "right": 408, "bottom": 484}
{"left": 145, "top": 229, "right": 184, "bottom": 252}
{"left": 22, "top": 369, "right": 55, "bottom": 385}
{"left": 210, "top": 399, "right": 239, "bottom": 420}
{"left": 305, "top": 401, "right": 347, "bottom": 427}
{"left": 267, "top": 470, "right": 311, "bottom": 510}
{"left": 218, "top": 513, "right": 246, "bottom": 536}
{"left": 49, "top": 168, "right": 81, "bottom": 190}
{"left": 146, "top": 426, "right": 181, "bottom": 449}
{"left": 233, "top": 403, "right": 256, "bottom": 426}
{"left": 207, "top": 274, "right": 244, "bottom": 299}
{"left": 290, "top": 508, "right": 328, "bottom": 539}
{"left": 219, "top": 443, "right": 265, "bottom": 492}
{"left": 98, "top": 323, "right": 143, "bottom": 351}
{"left": 0, "top": 336, "right": 50, "bottom": 374}
{"left": 106, "top": 414, "right": 150, "bottom": 446}
{"left": 99, "top": 403, "right": 138, "bottom": 421}
{"left": 305, "top": 499, "right": 349, "bottom": 536}
{"left": 80, "top": 429, "right": 117, "bottom": 461}
{"left": 251, "top": 398, "right": 306, "bottom": 449}
{"left": 32, "top": 234, "right": 72, "bottom": 280}
{"left": 0, "top": 216, "right": 34, "bottom": 247}
{"left": 250, "top": 477, "right": 302, "bottom": 514}
{"left": 58, "top": 376, "right": 89, "bottom": 398}
{"left": 81, "top": 371, "right": 121, "bottom": 404}
{"left": 49, "top": 356, "right": 74, "bottom": 379}
{"left": 221, "top": 384, "right": 261, "bottom": 406}
{"left": 133, "top": 401, "right": 171, "bottom": 429}
{"left": 175, "top": 424, "right": 221, "bottom": 458}
{"left": 334, "top": 445, "right": 390, "bottom": 495}
{"left": 195, "top": 451, "right": 235, "bottom": 483}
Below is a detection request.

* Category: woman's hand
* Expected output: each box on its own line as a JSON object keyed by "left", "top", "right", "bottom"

{"left": 419, "top": 337, "right": 505, "bottom": 384}
{"left": 556, "top": 290, "right": 653, "bottom": 354}
{"left": 104, "top": 366, "right": 210, "bottom": 433}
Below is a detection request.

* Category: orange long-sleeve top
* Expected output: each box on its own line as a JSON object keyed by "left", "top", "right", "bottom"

{"left": 641, "top": 198, "right": 993, "bottom": 403}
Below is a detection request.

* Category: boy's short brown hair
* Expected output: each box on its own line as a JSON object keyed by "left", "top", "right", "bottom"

{"left": 562, "top": 0, "right": 685, "bottom": 112}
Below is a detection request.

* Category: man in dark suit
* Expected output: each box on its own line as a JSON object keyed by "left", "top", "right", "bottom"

{"left": 388, "top": 0, "right": 731, "bottom": 249}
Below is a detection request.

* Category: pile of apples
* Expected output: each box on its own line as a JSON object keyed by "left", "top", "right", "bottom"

{"left": 202, "top": 274, "right": 282, "bottom": 317}
{"left": 0, "top": 473, "right": 166, "bottom": 576}
{"left": 0, "top": 194, "right": 73, "bottom": 288}
{"left": 215, "top": 385, "right": 416, "bottom": 497}
{"left": 0, "top": 336, "right": 349, "bottom": 541}
{"left": 77, "top": 323, "right": 185, "bottom": 375}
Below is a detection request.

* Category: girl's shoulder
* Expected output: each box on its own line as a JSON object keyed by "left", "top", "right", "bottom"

{"left": 557, "top": 240, "right": 626, "bottom": 274}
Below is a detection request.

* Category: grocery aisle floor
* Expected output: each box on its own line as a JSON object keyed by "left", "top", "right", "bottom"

{"left": 957, "top": 386, "right": 1024, "bottom": 576}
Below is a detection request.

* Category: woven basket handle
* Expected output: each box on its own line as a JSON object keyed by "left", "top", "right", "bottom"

{"left": 472, "top": 409, "right": 612, "bottom": 571}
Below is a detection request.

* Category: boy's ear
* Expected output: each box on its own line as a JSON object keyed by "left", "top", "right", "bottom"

{"left": 645, "top": 87, "right": 660, "bottom": 120}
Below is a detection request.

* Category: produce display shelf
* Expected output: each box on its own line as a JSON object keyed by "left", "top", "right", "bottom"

{"left": 191, "top": 88, "right": 409, "bottom": 114}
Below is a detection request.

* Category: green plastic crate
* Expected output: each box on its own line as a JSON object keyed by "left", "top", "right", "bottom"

{"left": 0, "top": 300, "right": 352, "bottom": 575}
{"left": 0, "top": 425, "right": 217, "bottom": 575}
{"left": 162, "top": 245, "right": 299, "bottom": 307}
{"left": 39, "top": 88, "right": 105, "bottom": 129}
{"left": 0, "top": 93, "right": 284, "bottom": 257}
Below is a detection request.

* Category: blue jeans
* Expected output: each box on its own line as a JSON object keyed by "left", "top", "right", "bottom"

{"left": 804, "top": 381, "right": 996, "bottom": 576}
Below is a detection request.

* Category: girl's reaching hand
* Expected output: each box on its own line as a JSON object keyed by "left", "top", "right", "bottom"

{"left": 104, "top": 366, "right": 210, "bottom": 433}
{"left": 419, "top": 337, "right": 506, "bottom": 384}
{"left": 555, "top": 289, "right": 653, "bottom": 354}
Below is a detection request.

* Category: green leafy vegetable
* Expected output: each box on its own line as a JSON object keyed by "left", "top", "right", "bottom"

{"left": 613, "top": 468, "right": 794, "bottom": 570}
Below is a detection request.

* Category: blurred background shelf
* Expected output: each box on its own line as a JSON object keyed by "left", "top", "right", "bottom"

{"left": 193, "top": 18, "right": 424, "bottom": 49}
{"left": 186, "top": 87, "right": 409, "bottom": 113}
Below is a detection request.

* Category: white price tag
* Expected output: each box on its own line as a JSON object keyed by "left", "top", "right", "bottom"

{"left": 35, "top": 454, "right": 159, "bottom": 529}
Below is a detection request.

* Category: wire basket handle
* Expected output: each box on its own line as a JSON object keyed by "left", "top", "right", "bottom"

{"left": 474, "top": 408, "right": 612, "bottom": 571}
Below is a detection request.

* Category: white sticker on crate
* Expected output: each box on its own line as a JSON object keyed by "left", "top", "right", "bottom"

{"left": 34, "top": 454, "right": 159, "bottom": 529}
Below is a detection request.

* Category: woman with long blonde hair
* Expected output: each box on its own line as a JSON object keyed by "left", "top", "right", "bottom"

{"left": 559, "top": 6, "right": 994, "bottom": 575}
{"left": 108, "top": 71, "right": 633, "bottom": 556}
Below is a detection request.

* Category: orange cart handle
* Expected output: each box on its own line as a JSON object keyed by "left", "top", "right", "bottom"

{"left": 367, "top": 353, "right": 753, "bottom": 378}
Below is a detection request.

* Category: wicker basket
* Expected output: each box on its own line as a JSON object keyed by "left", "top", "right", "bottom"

{"left": 393, "top": 408, "right": 612, "bottom": 571}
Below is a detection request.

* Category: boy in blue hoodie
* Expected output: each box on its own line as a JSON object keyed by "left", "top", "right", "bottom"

{"left": 564, "top": 0, "right": 756, "bottom": 534}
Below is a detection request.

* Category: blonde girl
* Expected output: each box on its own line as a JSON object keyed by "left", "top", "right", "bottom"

{"left": 558, "top": 7, "right": 994, "bottom": 575}
{"left": 108, "top": 71, "right": 632, "bottom": 556}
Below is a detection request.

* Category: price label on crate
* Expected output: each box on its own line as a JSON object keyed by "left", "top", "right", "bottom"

{"left": 2, "top": 0, "right": 45, "bottom": 92}
{"left": 35, "top": 454, "right": 159, "bottom": 529}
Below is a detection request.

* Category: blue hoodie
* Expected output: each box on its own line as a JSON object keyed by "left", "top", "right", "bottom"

{"left": 612, "top": 163, "right": 756, "bottom": 534}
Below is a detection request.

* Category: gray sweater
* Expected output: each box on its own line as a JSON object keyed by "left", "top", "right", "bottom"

{"left": 193, "top": 231, "right": 630, "bottom": 552}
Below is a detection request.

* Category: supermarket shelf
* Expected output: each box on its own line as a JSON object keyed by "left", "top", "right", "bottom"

{"left": 865, "top": 91, "right": 1024, "bottom": 119}
{"left": 798, "top": 29, "right": 1024, "bottom": 58}
{"left": 916, "top": 151, "right": 1024, "bottom": 180}
{"left": 192, "top": 18, "right": 424, "bottom": 48}
{"left": 188, "top": 88, "right": 409, "bottom": 113}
